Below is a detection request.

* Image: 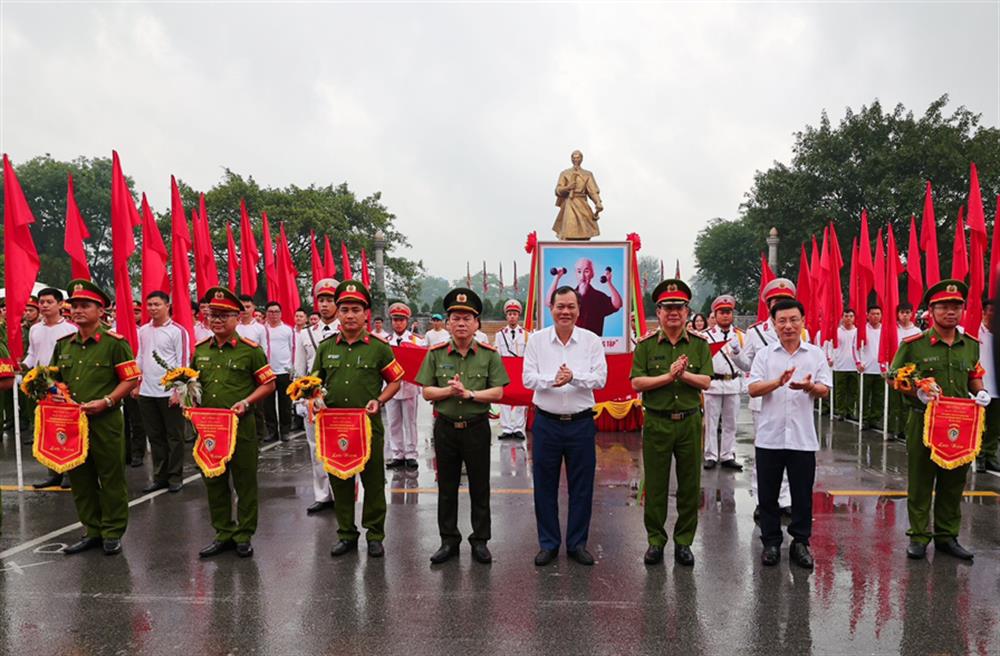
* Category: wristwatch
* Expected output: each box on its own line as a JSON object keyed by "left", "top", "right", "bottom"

{"left": 468, "top": 390, "right": 476, "bottom": 402}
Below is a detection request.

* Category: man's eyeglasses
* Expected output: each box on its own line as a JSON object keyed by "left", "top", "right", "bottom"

{"left": 208, "top": 313, "right": 238, "bottom": 322}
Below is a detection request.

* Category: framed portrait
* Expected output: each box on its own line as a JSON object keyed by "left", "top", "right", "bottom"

{"left": 536, "top": 241, "right": 633, "bottom": 353}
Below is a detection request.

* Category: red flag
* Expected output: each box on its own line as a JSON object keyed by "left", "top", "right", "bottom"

{"left": 873, "top": 228, "right": 886, "bottom": 307}
{"left": 110, "top": 151, "right": 139, "bottom": 351}
{"left": 3, "top": 154, "right": 41, "bottom": 360}
{"left": 757, "top": 253, "right": 775, "bottom": 322}
{"left": 879, "top": 227, "right": 901, "bottom": 366}
{"left": 310, "top": 231, "right": 323, "bottom": 289}
{"left": 795, "top": 244, "right": 814, "bottom": 339}
{"left": 990, "top": 195, "right": 1000, "bottom": 297}
{"left": 848, "top": 237, "right": 859, "bottom": 317}
{"left": 226, "top": 222, "right": 239, "bottom": 292}
{"left": 340, "top": 242, "right": 352, "bottom": 280}
{"left": 360, "top": 248, "right": 371, "bottom": 288}
{"left": 963, "top": 163, "right": 988, "bottom": 337}
{"left": 906, "top": 215, "right": 924, "bottom": 309}
{"left": 191, "top": 193, "right": 219, "bottom": 297}
{"left": 825, "top": 224, "right": 845, "bottom": 347}
{"left": 261, "top": 212, "right": 278, "bottom": 301}
{"left": 199, "top": 194, "right": 219, "bottom": 289}
{"left": 276, "top": 223, "right": 301, "bottom": 326}
{"left": 513, "top": 261, "right": 519, "bottom": 292}
{"left": 323, "top": 236, "right": 337, "bottom": 279}
{"left": 920, "top": 181, "right": 941, "bottom": 286}
{"left": 951, "top": 206, "right": 968, "bottom": 282}
{"left": 170, "top": 183, "right": 195, "bottom": 354}
{"left": 141, "top": 190, "right": 171, "bottom": 323}
{"left": 63, "top": 174, "right": 92, "bottom": 280}
{"left": 809, "top": 235, "right": 823, "bottom": 314}
{"left": 239, "top": 199, "right": 259, "bottom": 296}
{"left": 818, "top": 228, "right": 835, "bottom": 346}
{"left": 856, "top": 210, "right": 875, "bottom": 348}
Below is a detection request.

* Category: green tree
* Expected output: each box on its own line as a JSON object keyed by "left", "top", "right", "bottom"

{"left": 695, "top": 95, "right": 1000, "bottom": 304}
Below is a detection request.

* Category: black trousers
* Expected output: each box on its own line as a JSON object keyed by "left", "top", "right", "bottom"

{"left": 531, "top": 413, "right": 596, "bottom": 551}
{"left": 756, "top": 447, "right": 816, "bottom": 547}
{"left": 263, "top": 373, "right": 292, "bottom": 439}
{"left": 434, "top": 417, "right": 491, "bottom": 546}
{"left": 122, "top": 396, "right": 147, "bottom": 462}
{"left": 138, "top": 396, "right": 186, "bottom": 485}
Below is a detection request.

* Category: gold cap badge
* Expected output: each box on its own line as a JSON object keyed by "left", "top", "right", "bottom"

{"left": 457, "top": 293, "right": 467, "bottom": 303}
{"left": 946, "top": 284, "right": 958, "bottom": 293}
{"left": 214, "top": 291, "right": 225, "bottom": 299}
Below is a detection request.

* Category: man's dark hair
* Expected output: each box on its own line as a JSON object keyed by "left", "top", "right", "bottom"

{"left": 145, "top": 291, "right": 170, "bottom": 303}
{"left": 770, "top": 298, "right": 805, "bottom": 320}
{"left": 296, "top": 306, "right": 308, "bottom": 314}
{"left": 867, "top": 302, "right": 882, "bottom": 311}
{"left": 897, "top": 302, "right": 913, "bottom": 312}
{"left": 550, "top": 285, "right": 581, "bottom": 306}
{"left": 982, "top": 295, "right": 992, "bottom": 308}
{"left": 309, "top": 311, "right": 320, "bottom": 318}
{"left": 843, "top": 308, "right": 855, "bottom": 315}
{"left": 37, "top": 287, "right": 63, "bottom": 302}
{"left": 265, "top": 301, "right": 281, "bottom": 311}
{"left": 373, "top": 316, "right": 384, "bottom": 322}
{"left": 238, "top": 294, "right": 254, "bottom": 303}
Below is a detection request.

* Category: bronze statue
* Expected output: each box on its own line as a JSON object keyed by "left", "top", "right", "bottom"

{"left": 552, "top": 150, "right": 603, "bottom": 240}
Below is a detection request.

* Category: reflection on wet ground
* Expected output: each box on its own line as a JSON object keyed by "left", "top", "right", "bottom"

{"left": 0, "top": 401, "right": 997, "bottom": 655}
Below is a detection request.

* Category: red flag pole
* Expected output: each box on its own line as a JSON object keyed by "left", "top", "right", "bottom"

{"left": 239, "top": 199, "right": 260, "bottom": 297}
{"left": 963, "top": 162, "right": 987, "bottom": 337}
{"left": 920, "top": 182, "right": 941, "bottom": 286}
{"left": 261, "top": 212, "right": 278, "bottom": 301}
{"left": 310, "top": 231, "right": 323, "bottom": 289}
{"left": 323, "top": 236, "right": 337, "bottom": 279}
{"left": 141, "top": 190, "right": 171, "bottom": 323}
{"left": 226, "top": 222, "right": 239, "bottom": 292}
{"left": 906, "top": 215, "right": 924, "bottom": 309}
{"left": 3, "top": 154, "right": 42, "bottom": 361}
{"left": 951, "top": 206, "right": 968, "bottom": 281}
{"left": 340, "top": 242, "right": 352, "bottom": 280}
{"left": 170, "top": 181, "right": 195, "bottom": 355}
{"left": 757, "top": 253, "right": 775, "bottom": 322}
{"left": 989, "top": 195, "right": 1000, "bottom": 297}
{"left": 64, "top": 173, "right": 92, "bottom": 280}
{"left": 197, "top": 193, "right": 220, "bottom": 290}
{"left": 110, "top": 152, "right": 140, "bottom": 351}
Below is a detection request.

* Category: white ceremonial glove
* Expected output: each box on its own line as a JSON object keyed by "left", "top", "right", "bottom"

{"left": 917, "top": 388, "right": 936, "bottom": 405}
{"left": 974, "top": 390, "right": 991, "bottom": 407}
{"left": 728, "top": 336, "right": 741, "bottom": 354}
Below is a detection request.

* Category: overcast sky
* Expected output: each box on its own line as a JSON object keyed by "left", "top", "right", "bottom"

{"left": 2, "top": 2, "right": 998, "bottom": 283}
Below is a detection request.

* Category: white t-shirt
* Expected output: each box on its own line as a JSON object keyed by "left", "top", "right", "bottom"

{"left": 137, "top": 319, "right": 189, "bottom": 397}
{"left": 858, "top": 323, "right": 882, "bottom": 374}
{"left": 823, "top": 325, "right": 859, "bottom": 372}
{"left": 424, "top": 328, "right": 450, "bottom": 348}
{"left": 24, "top": 319, "right": 78, "bottom": 368}
{"left": 263, "top": 322, "right": 294, "bottom": 375}
{"left": 236, "top": 321, "right": 267, "bottom": 348}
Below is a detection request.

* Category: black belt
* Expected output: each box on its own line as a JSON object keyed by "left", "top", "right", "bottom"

{"left": 911, "top": 406, "right": 928, "bottom": 414}
{"left": 644, "top": 407, "right": 700, "bottom": 421}
{"left": 435, "top": 414, "right": 488, "bottom": 430}
{"left": 536, "top": 408, "right": 595, "bottom": 422}
{"left": 711, "top": 374, "right": 737, "bottom": 381}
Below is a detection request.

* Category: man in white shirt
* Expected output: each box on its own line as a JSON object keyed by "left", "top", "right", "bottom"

{"left": 383, "top": 302, "right": 424, "bottom": 470}
{"left": 237, "top": 294, "right": 269, "bottom": 441}
{"left": 889, "top": 302, "right": 923, "bottom": 440}
{"left": 702, "top": 294, "right": 750, "bottom": 471}
{"left": 371, "top": 316, "right": 389, "bottom": 341}
{"left": 749, "top": 298, "right": 831, "bottom": 569}
{"left": 135, "top": 291, "right": 189, "bottom": 493}
{"left": 263, "top": 302, "right": 294, "bottom": 442}
{"left": 857, "top": 303, "right": 884, "bottom": 429}
{"left": 25, "top": 287, "right": 78, "bottom": 489}
{"left": 494, "top": 299, "right": 528, "bottom": 440}
{"left": 193, "top": 300, "right": 213, "bottom": 342}
{"left": 523, "top": 286, "right": 607, "bottom": 567}
{"left": 977, "top": 297, "right": 1000, "bottom": 473}
{"left": 824, "top": 309, "right": 860, "bottom": 420}
{"left": 424, "top": 314, "right": 450, "bottom": 347}
{"left": 292, "top": 279, "right": 340, "bottom": 515}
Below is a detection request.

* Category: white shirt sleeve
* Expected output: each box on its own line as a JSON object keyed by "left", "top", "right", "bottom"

{"left": 521, "top": 333, "right": 552, "bottom": 391}
{"left": 568, "top": 333, "right": 608, "bottom": 389}
{"left": 749, "top": 345, "right": 768, "bottom": 385}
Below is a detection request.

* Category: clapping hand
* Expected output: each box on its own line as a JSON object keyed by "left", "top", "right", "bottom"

{"left": 554, "top": 364, "right": 574, "bottom": 387}
{"left": 788, "top": 373, "right": 813, "bottom": 392}
{"left": 777, "top": 367, "right": 796, "bottom": 386}
{"left": 448, "top": 374, "right": 467, "bottom": 397}
{"left": 669, "top": 355, "right": 689, "bottom": 380}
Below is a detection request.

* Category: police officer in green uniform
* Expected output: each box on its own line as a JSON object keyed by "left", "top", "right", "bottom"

{"left": 193, "top": 287, "right": 277, "bottom": 559}
{"left": 891, "top": 279, "right": 987, "bottom": 561}
{"left": 51, "top": 280, "right": 141, "bottom": 556}
{"left": 417, "top": 288, "right": 510, "bottom": 565}
{"left": 631, "top": 279, "right": 713, "bottom": 567}
{"left": 313, "top": 280, "right": 403, "bottom": 558}
{"left": 0, "top": 341, "right": 16, "bottom": 533}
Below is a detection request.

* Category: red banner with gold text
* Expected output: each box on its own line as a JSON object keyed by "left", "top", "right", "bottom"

{"left": 922, "top": 396, "right": 984, "bottom": 469}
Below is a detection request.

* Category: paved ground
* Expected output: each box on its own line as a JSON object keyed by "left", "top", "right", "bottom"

{"left": 1, "top": 401, "right": 998, "bottom": 656}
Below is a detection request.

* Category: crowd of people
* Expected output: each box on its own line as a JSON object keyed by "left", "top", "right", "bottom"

{"left": 0, "top": 270, "right": 993, "bottom": 568}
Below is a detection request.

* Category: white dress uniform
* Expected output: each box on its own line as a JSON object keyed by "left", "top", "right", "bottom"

{"left": 384, "top": 327, "right": 424, "bottom": 464}
{"left": 703, "top": 322, "right": 750, "bottom": 465}
{"left": 494, "top": 321, "right": 528, "bottom": 437}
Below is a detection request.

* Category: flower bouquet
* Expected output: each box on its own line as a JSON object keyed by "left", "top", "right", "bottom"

{"left": 154, "top": 351, "right": 202, "bottom": 408}
{"left": 20, "top": 365, "right": 71, "bottom": 402}
{"left": 889, "top": 363, "right": 941, "bottom": 396}
{"left": 287, "top": 375, "right": 327, "bottom": 420}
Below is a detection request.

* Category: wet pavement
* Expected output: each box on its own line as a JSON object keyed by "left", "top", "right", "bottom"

{"left": 1, "top": 401, "right": 999, "bottom": 656}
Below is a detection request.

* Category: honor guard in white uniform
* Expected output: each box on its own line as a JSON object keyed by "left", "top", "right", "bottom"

{"left": 703, "top": 295, "right": 750, "bottom": 470}
{"left": 292, "top": 278, "right": 340, "bottom": 515}
{"left": 494, "top": 299, "right": 528, "bottom": 440}
{"left": 384, "top": 302, "right": 424, "bottom": 470}
{"left": 743, "top": 278, "right": 799, "bottom": 512}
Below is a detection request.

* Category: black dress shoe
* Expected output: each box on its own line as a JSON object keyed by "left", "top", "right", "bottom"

{"left": 534, "top": 549, "right": 558, "bottom": 566}
{"left": 780, "top": 506, "right": 793, "bottom": 518}
{"left": 790, "top": 542, "right": 814, "bottom": 569}
{"left": 168, "top": 483, "right": 183, "bottom": 493}
{"left": 199, "top": 540, "right": 236, "bottom": 557}
{"left": 405, "top": 458, "right": 418, "bottom": 469}
{"left": 761, "top": 546, "right": 780, "bottom": 566}
{"left": 102, "top": 539, "right": 122, "bottom": 556}
{"left": 430, "top": 543, "right": 460, "bottom": 564}
{"left": 568, "top": 547, "right": 594, "bottom": 566}
{"left": 142, "top": 481, "right": 168, "bottom": 494}
{"left": 985, "top": 458, "right": 1000, "bottom": 473}
{"left": 330, "top": 540, "right": 359, "bottom": 557}
{"left": 33, "top": 475, "right": 62, "bottom": 489}
{"left": 643, "top": 545, "right": 664, "bottom": 565}
{"left": 130, "top": 457, "right": 143, "bottom": 468}
{"left": 60, "top": 478, "right": 71, "bottom": 489}
{"left": 236, "top": 542, "right": 254, "bottom": 558}
{"left": 674, "top": 544, "right": 695, "bottom": 567}
{"left": 306, "top": 500, "right": 335, "bottom": 515}
{"left": 935, "top": 538, "right": 974, "bottom": 560}
{"left": 906, "top": 541, "right": 927, "bottom": 560}
{"left": 63, "top": 536, "right": 101, "bottom": 555}
{"left": 975, "top": 458, "right": 987, "bottom": 473}
{"left": 368, "top": 542, "right": 385, "bottom": 558}
{"left": 471, "top": 543, "right": 492, "bottom": 564}
{"left": 386, "top": 458, "right": 404, "bottom": 469}
{"left": 703, "top": 460, "right": 717, "bottom": 470}
{"left": 720, "top": 459, "right": 743, "bottom": 472}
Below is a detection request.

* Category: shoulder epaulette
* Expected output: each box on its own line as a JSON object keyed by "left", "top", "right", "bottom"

{"left": 195, "top": 336, "right": 213, "bottom": 347}
{"left": 748, "top": 320, "right": 766, "bottom": 330}
{"left": 239, "top": 337, "right": 259, "bottom": 348}
{"left": 687, "top": 331, "right": 707, "bottom": 341}
{"left": 370, "top": 333, "right": 389, "bottom": 344}
{"left": 903, "top": 332, "right": 924, "bottom": 344}
{"left": 429, "top": 342, "right": 449, "bottom": 351}
{"left": 106, "top": 330, "right": 125, "bottom": 340}
{"left": 56, "top": 332, "right": 75, "bottom": 342}
{"left": 478, "top": 341, "right": 498, "bottom": 351}
{"left": 638, "top": 330, "right": 659, "bottom": 343}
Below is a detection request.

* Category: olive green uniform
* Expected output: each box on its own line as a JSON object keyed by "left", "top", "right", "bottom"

{"left": 891, "top": 329, "right": 983, "bottom": 544}
{"left": 0, "top": 343, "right": 15, "bottom": 533}
{"left": 313, "top": 331, "right": 403, "bottom": 543}
{"left": 51, "top": 327, "right": 141, "bottom": 540}
{"left": 415, "top": 339, "right": 509, "bottom": 546}
{"left": 631, "top": 328, "right": 713, "bottom": 547}
{"left": 0, "top": 325, "right": 13, "bottom": 436}
{"left": 191, "top": 335, "right": 275, "bottom": 544}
